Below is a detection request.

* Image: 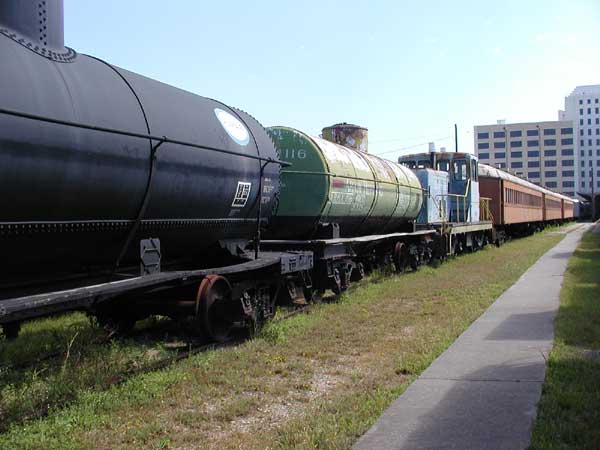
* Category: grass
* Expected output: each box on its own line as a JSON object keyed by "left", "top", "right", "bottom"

{"left": 0, "top": 314, "right": 198, "bottom": 432}
{"left": 528, "top": 229, "right": 600, "bottom": 450}
{"left": 0, "top": 228, "right": 566, "bottom": 450}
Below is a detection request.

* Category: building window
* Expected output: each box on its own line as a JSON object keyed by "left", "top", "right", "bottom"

{"left": 543, "top": 129, "right": 556, "bottom": 136}
{"left": 596, "top": 107, "right": 599, "bottom": 114}
{"left": 510, "top": 151, "right": 522, "bottom": 158}
{"left": 579, "top": 99, "right": 583, "bottom": 105}
{"left": 545, "top": 171, "right": 557, "bottom": 178}
{"left": 561, "top": 138, "right": 573, "bottom": 145}
{"left": 590, "top": 150, "right": 593, "bottom": 156}
{"left": 561, "top": 127, "right": 573, "bottom": 134}
{"left": 589, "top": 139, "right": 593, "bottom": 146}
{"left": 477, "top": 132, "right": 489, "bottom": 139}
{"left": 561, "top": 148, "right": 574, "bottom": 156}
{"left": 581, "top": 160, "right": 585, "bottom": 167}
{"left": 478, "top": 142, "right": 489, "bottom": 149}
{"left": 580, "top": 119, "right": 584, "bottom": 125}
{"left": 494, "top": 141, "right": 505, "bottom": 149}
{"left": 580, "top": 108, "right": 584, "bottom": 115}
{"left": 510, "top": 130, "right": 522, "bottom": 137}
{"left": 596, "top": 98, "right": 599, "bottom": 104}
{"left": 478, "top": 153, "right": 489, "bottom": 159}
{"left": 562, "top": 170, "right": 574, "bottom": 177}
{"left": 546, "top": 181, "right": 557, "bottom": 188}
{"left": 581, "top": 150, "right": 585, "bottom": 156}
{"left": 511, "top": 162, "right": 522, "bottom": 169}
{"left": 596, "top": 129, "right": 600, "bottom": 135}
{"left": 589, "top": 129, "right": 592, "bottom": 135}
{"left": 528, "top": 161, "right": 540, "bottom": 168}
{"left": 527, "top": 140, "right": 539, "bottom": 147}
{"left": 494, "top": 152, "right": 506, "bottom": 159}
{"left": 527, "top": 150, "right": 540, "bottom": 157}
{"left": 544, "top": 149, "right": 556, "bottom": 157}
{"left": 563, "top": 181, "right": 575, "bottom": 188}
{"left": 582, "top": 181, "right": 586, "bottom": 187}
{"left": 588, "top": 108, "right": 591, "bottom": 114}
{"left": 588, "top": 99, "right": 591, "bottom": 104}
{"left": 528, "top": 171, "right": 540, "bottom": 178}
{"left": 545, "top": 160, "right": 557, "bottom": 167}
{"left": 510, "top": 140, "right": 522, "bottom": 148}
{"left": 526, "top": 129, "right": 539, "bottom": 136}
{"left": 597, "top": 118, "right": 600, "bottom": 124}
{"left": 562, "top": 160, "right": 574, "bottom": 166}
{"left": 588, "top": 118, "right": 592, "bottom": 125}
{"left": 582, "top": 171, "right": 586, "bottom": 178}
{"left": 493, "top": 131, "right": 505, "bottom": 138}
{"left": 544, "top": 138, "right": 556, "bottom": 146}
{"left": 496, "top": 162, "right": 506, "bottom": 168}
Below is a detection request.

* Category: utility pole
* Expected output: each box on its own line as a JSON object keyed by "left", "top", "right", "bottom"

{"left": 592, "top": 165, "right": 595, "bottom": 220}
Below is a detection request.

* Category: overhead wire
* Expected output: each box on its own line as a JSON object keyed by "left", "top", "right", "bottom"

{"left": 372, "top": 134, "right": 455, "bottom": 156}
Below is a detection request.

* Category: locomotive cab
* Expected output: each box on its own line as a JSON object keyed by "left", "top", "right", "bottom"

{"left": 399, "top": 152, "right": 481, "bottom": 224}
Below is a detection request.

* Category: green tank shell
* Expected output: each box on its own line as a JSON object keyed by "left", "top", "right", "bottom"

{"left": 266, "top": 126, "right": 423, "bottom": 239}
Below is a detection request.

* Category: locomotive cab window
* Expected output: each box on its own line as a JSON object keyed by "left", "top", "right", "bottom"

{"left": 437, "top": 160, "right": 450, "bottom": 172}
{"left": 471, "top": 160, "right": 478, "bottom": 181}
{"left": 417, "top": 160, "right": 431, "bottom": 168}
{"left": 453, "top": 159, "right": 468, "bottom": 181}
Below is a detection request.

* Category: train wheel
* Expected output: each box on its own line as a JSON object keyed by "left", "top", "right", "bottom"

{"left": 351, "top": 262, "right": 365, "bottom": 281}
{"left": 393, "top": 242, "right": 408, "bottom": 273}
{"left": 196, "top": 275, "right": 235, "bottom": 342}
{"left": 307, "top": 289, "right": 325, "bottom": 304}
{"left": 331, "top": 268, "right": 346, "bottom": 295}
{"left": 409, "top": 251, "right": 420, "bottom": 271}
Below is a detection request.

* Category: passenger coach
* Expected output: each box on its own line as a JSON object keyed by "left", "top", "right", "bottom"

{"left": 478, "top": 164, "right": 574, "bottom": 242}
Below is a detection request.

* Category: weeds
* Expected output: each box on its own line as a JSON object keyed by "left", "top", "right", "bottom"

{"left": 0, "top": 230, "right": 564, "bottom": 449}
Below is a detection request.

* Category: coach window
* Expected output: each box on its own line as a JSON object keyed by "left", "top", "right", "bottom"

{"left": 471, "top": 160, "right": 478, "bottom": 181}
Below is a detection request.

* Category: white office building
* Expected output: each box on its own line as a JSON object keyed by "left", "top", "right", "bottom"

{"left": 558, "top": 85, "right": 600, "bottom": 196}
{"left": 474, "top": 120, "right": 576, "bottom": 198}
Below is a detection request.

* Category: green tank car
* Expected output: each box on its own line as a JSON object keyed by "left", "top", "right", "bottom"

{"left": 266, "top": 126, "right": 423, "bottom": 239}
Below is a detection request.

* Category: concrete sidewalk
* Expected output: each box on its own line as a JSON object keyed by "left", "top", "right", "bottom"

{"left": 354, "top": 223, "right": 591, "bottom": 450}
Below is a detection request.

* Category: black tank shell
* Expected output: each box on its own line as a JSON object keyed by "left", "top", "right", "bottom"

{"left": 0, "top": 34, "right": 279, "bottom": 284}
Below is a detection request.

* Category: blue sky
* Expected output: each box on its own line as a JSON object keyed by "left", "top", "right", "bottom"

{"left": 65, "top": 0, "right": 600, "bottom": 159}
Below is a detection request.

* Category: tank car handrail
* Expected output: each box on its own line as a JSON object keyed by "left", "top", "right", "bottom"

{"left": 282, "top": 169, "right": 429, "bottom": 192}
{"left": 0, "top": 106, "right": 291, "bottom": 168}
